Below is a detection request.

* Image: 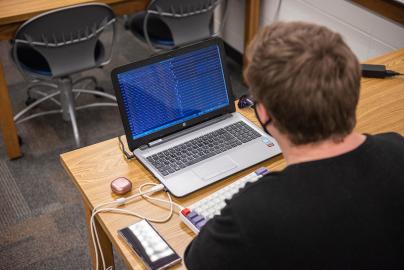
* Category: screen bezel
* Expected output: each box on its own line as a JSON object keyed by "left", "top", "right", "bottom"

{"left": 111, "top": 37, "right": 235, "bottom": 152}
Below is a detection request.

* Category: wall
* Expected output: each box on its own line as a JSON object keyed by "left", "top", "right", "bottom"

{"left": 219, "top": 0, "right": 404, "bottom": 61}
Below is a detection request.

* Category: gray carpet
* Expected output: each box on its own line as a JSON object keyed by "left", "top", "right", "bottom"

{"left": 0, "top": 18, "right": 247, "bottom": 270}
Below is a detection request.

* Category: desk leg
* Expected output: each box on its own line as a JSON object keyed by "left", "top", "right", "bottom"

{"left": 84, "top": 203, "right": 115, "bottom": 270}
{"left": 243, "top": 0, "right": 261, "bottom": 70}
{"left": 0, "top": 62, "right": 21, "bottom": 159}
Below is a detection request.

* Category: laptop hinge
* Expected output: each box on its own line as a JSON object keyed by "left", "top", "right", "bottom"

{"left": 139, "top": 144, "right": 149, "bottom": 150}
{"left": 142, "top": 113, "right": 233, "bottom": 150}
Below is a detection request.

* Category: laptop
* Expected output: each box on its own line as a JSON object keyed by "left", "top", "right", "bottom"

{"left": 111, "top": 38, "right": 281, "bottom": 197}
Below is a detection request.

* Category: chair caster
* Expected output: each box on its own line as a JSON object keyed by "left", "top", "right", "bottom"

{"left": 25, "top": 96, "right": 37, "bottom": 106}
{"left": 94, "top": 86, "right": 105, "bottom": 98}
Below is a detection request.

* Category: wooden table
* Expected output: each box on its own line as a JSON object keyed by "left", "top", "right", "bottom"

{"left": 0, "top": 0, "right": 261, "bottom": 160}
{"left": 60, "top": 49, "right": 404, "bottom": 269}
{"left": 351, "top": 0, "right": 404, "bottom": 25}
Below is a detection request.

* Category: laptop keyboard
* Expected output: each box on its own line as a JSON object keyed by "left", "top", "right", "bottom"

{"left": 146, "top": 121, "right": 262, "bottom": 176}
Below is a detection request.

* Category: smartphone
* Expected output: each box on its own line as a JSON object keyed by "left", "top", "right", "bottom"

{"left": 118, "top": 219, "right": 181, "bottom": 270}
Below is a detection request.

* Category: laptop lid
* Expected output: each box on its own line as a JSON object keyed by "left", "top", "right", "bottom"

{"left": 112, "top": 38, "right": 235, "bottom": 152}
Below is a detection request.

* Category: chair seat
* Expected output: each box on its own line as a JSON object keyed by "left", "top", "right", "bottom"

{"left": 15, "top": 44, "right": 52, "bottom": 76}
{"left": 15, "top": 41, "right": 106, "bottom": 77}
{"left": 128, "top": 12, "right": 174, "bottom": 46}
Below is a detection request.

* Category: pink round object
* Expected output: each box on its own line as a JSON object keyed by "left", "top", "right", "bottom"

{"left": 111, "top": 177, "right": 132, "bottom": 195}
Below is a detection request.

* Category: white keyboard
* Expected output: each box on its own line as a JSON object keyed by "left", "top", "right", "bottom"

{"left": 180, "top": 167, "right": 270, "bottom": 233}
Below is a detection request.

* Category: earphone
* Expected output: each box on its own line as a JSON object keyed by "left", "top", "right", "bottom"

{"left": 237, "top": 95, "right": 255, "bottom": 109}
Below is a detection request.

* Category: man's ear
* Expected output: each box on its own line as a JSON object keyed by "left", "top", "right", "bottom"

{"left": 256, "top": 103, "right": 270, "bottom": 122}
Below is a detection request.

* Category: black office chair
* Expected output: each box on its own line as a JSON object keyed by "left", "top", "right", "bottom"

{"left": 125, "top": 0, "right": 228, "bottom": 51}
{"left": 11, "top": 3, "right": 117, "bottom": 147}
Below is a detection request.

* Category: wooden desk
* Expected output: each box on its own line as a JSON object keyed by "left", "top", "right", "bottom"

{"left": 0, "top": 0, "right": 261, "bottom": 160}
{"left": 60, "top": 49, "right": 404, "bottom": 270}
{"left": 350, "top": 0, "right": 404, "bottom": 25}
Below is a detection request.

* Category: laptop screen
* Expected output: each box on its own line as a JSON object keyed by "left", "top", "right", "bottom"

{"left": 116, "top": 44, "right": 230, "bottom": 140}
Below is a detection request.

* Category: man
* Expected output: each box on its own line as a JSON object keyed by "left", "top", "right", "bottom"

{"left": 184, "top": 22, "right": 404, "bottom": 269}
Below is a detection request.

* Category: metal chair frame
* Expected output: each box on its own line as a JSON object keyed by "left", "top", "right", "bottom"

{"left": 11, "top": 3, "right": 118, "bottom": 147}
{"left": 142, "top": 0, "right": 228, "bottom": 51}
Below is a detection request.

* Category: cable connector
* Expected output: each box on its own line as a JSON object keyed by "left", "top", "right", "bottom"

{"left": 118, "top": 136, "right": 136, "bottom": 160}
{"left": 361, "top": 64, "right": 403, "bottom": 78}
{"left": 146, "top": 184, "right": 165, "bottom": 194}
{"left": 385, "top": 70, "right": 402, "bottom": 77}
{"left": 115, "top": 197, "right": 127, "bottom": 206}
{"left": 113, "top": 184, "right": 164, "bottom": 206}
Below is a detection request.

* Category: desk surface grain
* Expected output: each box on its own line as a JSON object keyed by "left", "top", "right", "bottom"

{"left": 356, "top": 49, "right": 404, "bottom": 135}
{"left": 60, "top": 49, "right": 404, "bottom": 269}
{"left": 0, "top": 0, "right": 147, "bottom": 25}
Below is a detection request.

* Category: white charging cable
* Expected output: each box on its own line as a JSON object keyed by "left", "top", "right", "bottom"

{"left": 90, "top": 182, "right": 184, "bottom": 270}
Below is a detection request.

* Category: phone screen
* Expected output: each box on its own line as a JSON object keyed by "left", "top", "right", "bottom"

{"left": 119, "top": 219, "right": 181, "bottom": 270}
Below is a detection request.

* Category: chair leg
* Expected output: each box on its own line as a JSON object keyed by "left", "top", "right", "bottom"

{"left": 73, "top": 89, "right": 117, "bottom": 102}
{"left": 68, "top": 100, "right": 80, "bottom": 147}
{"left": 30, "top": 89, "right": 61, "bottom": 106}
{"left": 27, "top": 81, "right": 58, "bottom": 96}
{"left": 76, "top": 103, "right": 117, "bottom": 111}
{"left": 14, "top": 91, "right": 61, "bottom": 122}
{"left": 15, "top": 109, "right": 62, "bottom": 125}
{"left": 59, "top": 78, "right": 81, "bottom": 147}
{"left": 73, "top": 76, "right": 97, "bottom": 89}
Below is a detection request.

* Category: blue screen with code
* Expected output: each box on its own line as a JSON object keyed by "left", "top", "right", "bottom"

{"left": 116, "top": 44, "right": 230, "bottom": 140}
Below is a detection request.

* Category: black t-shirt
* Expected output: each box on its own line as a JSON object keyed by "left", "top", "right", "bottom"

{"left": 184, "top": 133, "right": 404, "bottom": 269}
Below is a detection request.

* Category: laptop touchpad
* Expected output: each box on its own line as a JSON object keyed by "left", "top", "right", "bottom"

{"left": 193, "top": 156, "right": 238, "bottom": 181}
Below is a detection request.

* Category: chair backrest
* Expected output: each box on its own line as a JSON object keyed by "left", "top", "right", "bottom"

{"left": 13, "top": 3, "right": 116, "bottom": 78}
{"left": 145, "top": 0, "right": 224, "bottom": 48}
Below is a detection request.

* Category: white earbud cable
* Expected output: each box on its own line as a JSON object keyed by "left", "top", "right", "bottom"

{"left": 90, "top": 182, "right": 184, "bottom": 270}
